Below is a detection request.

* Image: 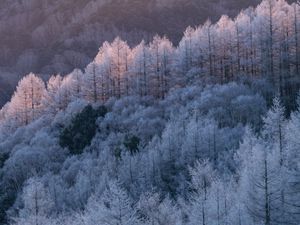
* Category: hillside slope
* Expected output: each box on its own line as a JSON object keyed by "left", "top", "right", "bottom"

{"left": 0, "top": 1, "right": 300, "bottom": 224}
{"left": 0, "top": 0, "right": 264, "bottom": 106}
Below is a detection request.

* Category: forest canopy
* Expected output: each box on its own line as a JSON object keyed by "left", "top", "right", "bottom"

{"left": 0, "top": 0, "right": 300, "bottom": 225}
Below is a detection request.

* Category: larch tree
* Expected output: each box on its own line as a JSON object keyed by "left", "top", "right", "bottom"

{"left": 94, "top": 41, "right": 114, "bottom": 101}
{"left": 176, "top": 26, "right": 196, "bottom": 80}
{"left": 215, "top": 15, "right": 235, "bottom": 83}
{"left": 137, "top": 193, "right": 182, "bottom": 225}
{"left": 188, "top": 160, "right": 216, "bottom": 225}
{"left": 83, "top": 180, "right": 139, "bottom": 225}
{"left": 57, "top": 75, "right": 76, "bottom": 110}
{"left": 200, "top": 20, "right": 217, "bottom": 80}
{"left": 293, "top": 2, "right": 300, "bottom": 74}
{"left": 44, "top": 74, "right": 63, "bottom": 114}
{"left": 130, "top": 40, "right": 151, "bottom": 96}
{"left": 275, "top": 0, "right": 293, "bottom": 98}
{"left": 7, "top": 73, "right": 46, "bottom": 126}
{"left": 110, "top": 37, "right": 131, "bottom": 98}
{"left": 284, "top": 95, "right": 300, "bottom": 223}
{"left": 83, "top": 61, "right": 102, "bottom": 103}
{"left": 262, "top": 97, "right": 288, "bottom": 221}
{"left": 69, "top": 69, "right": 84, "bottom": 99}
{"left": 148, "top": 35, "right": 174, "bottom": 99}
{"left": 12, "top": 178, "right": 55, "bottom": 225}
{"left": 256, "top": 0, "right": 277, "bottom": 79}
{"left": 240, "top": 141, "right": 282, "bottom": 225}
{"left": 263, "top": 96, "right": 286, "bottom": 165}
{"left": 181, "top": 26, "right": 195, "bottom": 73}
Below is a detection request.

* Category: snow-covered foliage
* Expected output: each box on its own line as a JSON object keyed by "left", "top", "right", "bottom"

{"left": 0, "top": 0, "right": 299, "bottom": 225}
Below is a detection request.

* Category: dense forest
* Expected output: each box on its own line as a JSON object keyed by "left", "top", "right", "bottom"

{"left": 0, "top": 0, "right": 264, "bottom": 106}
{"left": 0, "top": 0, "right": 300, "bottom": 225}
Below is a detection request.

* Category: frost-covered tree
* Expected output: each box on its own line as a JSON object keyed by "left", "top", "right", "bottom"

{"left": 11, "top": 178, "right": 55, "bottom": 225}
{"left": 137, "top": 193, "right": 182, "bottom": 225}
{"left": 69, "top": 69, "right": 84, "bottom": 99}
{"left": 130, "top": 41, "right": 151, "bottom": 96}
{"left": 148, "top": 35, "right": 174, "bottom": 98}
{"left": 82, "top": 180, "right": 139, "bottom": 225}
{"left": 239, "top": 135, "right": 285, "bottom": 225}
{"left": 177, "top": 26, "right": 195, "bottom": 74}
{"left": 44, "top": 74, "right": 63, "bottom": 114}
{"left": 284, "top": 94, "right": 300, "bottom": 223}
{"left": 83, "top": 62, "right": 102, "bottom": 103}
{"left": 263, "top": 96, "right": 286, "bottom": 165}
{"left": 110, "top": 37, "right": 132, "bottom": 98}
{"left": 7, "top": 73, "right": 46, "bottom": 126}
{"left": 188, "top": 160, "right": 216, "bottom": 225}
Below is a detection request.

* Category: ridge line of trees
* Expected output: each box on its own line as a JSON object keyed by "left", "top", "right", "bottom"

{"left": 1, "top": 0, "right": 300, "bottom": 131}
